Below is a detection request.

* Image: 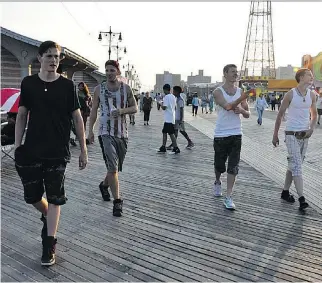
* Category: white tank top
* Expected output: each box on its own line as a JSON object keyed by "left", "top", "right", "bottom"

{"left": 285, "top": 88, "right": 311, "bottom": 131}
{"left": 214, "top": 87, "right": 242, "bottom": 137}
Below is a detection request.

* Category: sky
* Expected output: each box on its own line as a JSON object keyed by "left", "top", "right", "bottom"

{"left": 1, "top": 2, "right": 322, "bottom": 91}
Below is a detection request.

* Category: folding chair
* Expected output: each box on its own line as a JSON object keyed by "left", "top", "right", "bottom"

{"left": 1, "top": 110, "right": 15, "bottom": 161}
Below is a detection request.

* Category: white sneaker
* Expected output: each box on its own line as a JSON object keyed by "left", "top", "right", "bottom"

{"left": 213, "top": 181, "right": 222, "bottom": 197}
{"left": 224, "top": 197, "right": 236, "bottom": 210}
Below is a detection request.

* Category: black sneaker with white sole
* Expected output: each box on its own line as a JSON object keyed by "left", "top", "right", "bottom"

{"left": 299, "top": 196, "right": 309, "bottom": 211}
{"left": 113, "top": 199, "right": 123, "bottom": 217}
{"left": 171, "top": 147, "right": 180, "bottom": 154}
{"left": 41, "top": 236, "right": 57, "bottom": 266}
{"left": 157, "top": 146, "right": 166, "bottom": 153}
{"left": 99, "top": 181, "right": 111, "bottom": 201}
{"left": 281, "top": 190, "right": 295, "bottom": 203}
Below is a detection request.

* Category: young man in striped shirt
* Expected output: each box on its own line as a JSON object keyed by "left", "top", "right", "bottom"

{"left": 88, "top": 60, "right": 138, "bottom": 217}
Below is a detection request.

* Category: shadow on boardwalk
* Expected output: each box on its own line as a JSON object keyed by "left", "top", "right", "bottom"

{"left": 1, "top": 108, "right": 322, "bottom": 282}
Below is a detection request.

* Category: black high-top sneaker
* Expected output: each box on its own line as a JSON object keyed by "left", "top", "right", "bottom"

{"left": 172, "top": 147, "right": 180, "bottom": 154}
{"left": 41, "top": 236, "right": 57, "bottom": 266}
{"left": 40, "top": 214, "right": 47, "bottom": 240}
{"left": 299, "top": 196, "right": 309, "bottom": 211}
{"left": 113, "top": 199, "right": 123, "bottom": 217}
{"left": 281, "top": 190, "right": 295, "bottom": 203}
{"left": 157, "top": 146, "right": 166, "bottom": 153}
{"left": 99, "top": 181, "right": 110, "bottom": 201}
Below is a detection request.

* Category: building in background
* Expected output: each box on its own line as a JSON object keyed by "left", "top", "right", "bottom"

{"left": 187, "top": 70, "right": 211, "bottom": 85}
{"left": 154, "top": 71, "right": 181, "bottom": 93}
{"left": 275, "top": 65, "right": 300, "bottom": 80}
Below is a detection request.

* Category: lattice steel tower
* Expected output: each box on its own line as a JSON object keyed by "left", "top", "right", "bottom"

{"left": 241, "top": 1, "right": 276, "bottom": 79}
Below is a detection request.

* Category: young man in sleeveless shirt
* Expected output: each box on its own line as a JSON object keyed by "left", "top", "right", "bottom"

{"left": 88, "top": 60, "right": 138, "bottom": 217}
{"left": 272, "top": 68, "right": 317, "bottom": 211}
{"left": 15, "top": 41, "right": 88, "bottom": 266}
{"left": 213, "top": 64, "right": 250, "bottom": 210}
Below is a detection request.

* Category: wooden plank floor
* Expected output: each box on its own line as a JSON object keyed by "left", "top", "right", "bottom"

{"left": 1, "top": 108, "right": 322, "bottom": 282}
{"left": 189, "top": 106, "right": 322, "bottom": 213}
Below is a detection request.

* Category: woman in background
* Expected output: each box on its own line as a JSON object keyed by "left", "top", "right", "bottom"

{"left": 77, "top": 82, "right": 92, "bottom": 131}
{"left": 142, "top": 92, "right": 153, "bottom": 125}
{"left": 254, "top": 93, "right": 269, "bottom": 125}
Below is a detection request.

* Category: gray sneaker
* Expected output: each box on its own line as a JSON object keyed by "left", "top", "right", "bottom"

{"left": 224, "top": 197, "right": 236, "bottom": 210}
{"left": 213, "top": 181, "right": 222, "bottom": 197}
{"left": 186, "top": 142, "right": 195, "bottom": 149}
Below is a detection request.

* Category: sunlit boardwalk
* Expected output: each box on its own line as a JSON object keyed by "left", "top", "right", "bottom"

{"left": 1, "top": 108, "right": 322, "bottom": 282}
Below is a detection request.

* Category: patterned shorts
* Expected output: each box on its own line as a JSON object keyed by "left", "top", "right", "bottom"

{"left": 98, "top": 135, "right": 128, "bottom": 173}
{"left": 285, "top": 135, "right": 308, "bottom": 177}
{"left": 15, "top": 146, "right": 67, "bottom": 205}
{"left": 174, "top": 120, "right": 186, "bottom": 132}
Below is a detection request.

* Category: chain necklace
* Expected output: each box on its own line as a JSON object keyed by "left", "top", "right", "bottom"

{"left": 296, "top": 87, "right": 307, "bottom": 102}
{"left": 44, "top": 82, "right": 48, "bottom": 92}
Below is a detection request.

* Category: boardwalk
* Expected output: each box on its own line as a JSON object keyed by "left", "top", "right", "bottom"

{"left": 1, "top": 107, "right": 322, "bottom": 282}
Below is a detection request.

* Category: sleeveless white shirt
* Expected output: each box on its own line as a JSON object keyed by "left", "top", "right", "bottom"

{"left": 214, "top": 87, "right": 242, "bottom": 137}
{"left": 285, "top": 88, "right": 311, "bottom": 131}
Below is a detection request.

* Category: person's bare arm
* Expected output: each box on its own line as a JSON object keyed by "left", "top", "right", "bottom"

{"left": 273, "top": 90, "right": 292, "bottom": 137}
{"left": 88, "top": 85, "right": 100, "bottom": 137}
{"left": 14, "top": 106, "right": 29, "bottom": 149}
{"left": 305, "top": 91, "right": 318, "bottom": 138}
{"left": 121, "top": 85, "right": 138, "bottom": 115}
{"left": 239, "top": 100, "right": 250, "bottom": 118}
{"left": 72, "top": 109, "right": 86, "bottom": 153}
{"left": 213, "top": 88, "right": 249, "bottom": 111}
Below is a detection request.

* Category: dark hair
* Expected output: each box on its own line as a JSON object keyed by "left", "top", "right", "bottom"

{"left": 105, "top": 60, "right": 120, "bottom": 71}
{"left": 295, "top": 68, "right": 310, "bottom": 83}
{"left": 78, "top": 82, "right": 90, "bottom": 98}
{"left": 163, "top": 84, "right": 171, "bottom": 91}
{"left": 38, "top": 41, "right": 61, "bottom": 56}
{"left": 223, "top": 64, "right": 237, "bottom": 74}
{"left": 7, "top": 112, "right": 17, "bottom": 120}
{"left": 173, "top": 86, "right": 182, "bottom": 94}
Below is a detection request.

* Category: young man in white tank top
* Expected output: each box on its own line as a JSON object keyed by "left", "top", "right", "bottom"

{"left": 272, "top": 68, "right": 317, "bottom": 211}
{"left": 213, "top": 64, "right": 250, "bottom": 210}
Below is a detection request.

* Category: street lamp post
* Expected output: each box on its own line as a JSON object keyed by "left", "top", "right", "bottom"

{"left": 111, "top": 42, "right": 127, "bottom": 62}
{"left": 98, "top": 26, "right": 122, "bottom": 60}
{"left": 123, "top": 62, "right": 134, "bottom": 87}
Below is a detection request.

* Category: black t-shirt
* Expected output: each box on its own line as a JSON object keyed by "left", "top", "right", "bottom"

{"left": 19, "top": 74, "right": 80, "bottom": 161}
{"left": 143, "top": 97, "right": 153, "bottom": 111}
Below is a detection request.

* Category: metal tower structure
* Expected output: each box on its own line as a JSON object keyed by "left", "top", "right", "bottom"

{"left": 241, "top": 1, "right": 276, "bottom": 79}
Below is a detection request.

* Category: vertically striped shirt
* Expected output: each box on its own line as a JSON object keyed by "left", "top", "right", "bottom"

{"left": 98, "top": 82, "right": 128, "bottom": 138}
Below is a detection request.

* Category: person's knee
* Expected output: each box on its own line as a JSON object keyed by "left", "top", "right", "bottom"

{"left": 25, "top": 194, "right": 43, "bottom": 205}
{"left": 47, "top": 194, "right": 67, "bottom": 205}
{"left": 215, "top": 165, "right": 226, "bottom": 174}
{"left": 227, "top": 166, "right": 239, "bottom": 175}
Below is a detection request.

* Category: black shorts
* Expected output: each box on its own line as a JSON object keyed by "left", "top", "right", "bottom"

{"left": 14, "top": 145, "right": 67, "bottom": 205}
{"left": 318, "top": 109, "right": 322, "bottom": 115}
{"left": 162, "top": 122, "right": 175, "bottom": 135}
{"left": 213, "top": 135, "right": 242, "bottom": 175}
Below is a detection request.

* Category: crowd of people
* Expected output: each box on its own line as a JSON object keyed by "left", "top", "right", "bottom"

{"left": 4, "top": 38, "right": 320, "bottom": 268}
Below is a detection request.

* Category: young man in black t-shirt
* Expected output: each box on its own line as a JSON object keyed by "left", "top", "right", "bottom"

{"left": 14, "top": 41, "right": 88, "bottom": 266}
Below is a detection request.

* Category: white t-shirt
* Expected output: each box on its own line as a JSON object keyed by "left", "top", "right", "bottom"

{"left": 163, "top": 93, "right": 176, "bottom": 124}
{"left": 317, "top": 96, "right": 322, "bottom": 109}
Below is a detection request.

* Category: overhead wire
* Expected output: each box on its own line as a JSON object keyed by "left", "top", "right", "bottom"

{"left": 60, "top": 2, "right": 92, "bottom": 38}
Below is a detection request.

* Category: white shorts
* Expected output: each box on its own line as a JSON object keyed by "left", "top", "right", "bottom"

{"left": 285, "top": 135, "right": 308, "bottom": 177}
